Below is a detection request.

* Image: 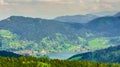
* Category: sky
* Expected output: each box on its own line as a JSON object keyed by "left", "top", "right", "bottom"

{"left": 0, "top": 0, "right": 120, "bottom": 20}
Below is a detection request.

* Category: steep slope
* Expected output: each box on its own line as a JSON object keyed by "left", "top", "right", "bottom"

{"left": 0, "top": 51, "right": 21, "bottom": 58}
{"left": 54, "top": 14, "right": 98, "bottom": 23}
{"left": 69, "top": 45, "right": 120, "bottom": 63}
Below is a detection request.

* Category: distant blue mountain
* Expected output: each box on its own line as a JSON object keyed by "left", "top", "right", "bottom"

{"left": 114, "top": 12, "right": 120, "bottom": 17}
{"left": 86, "top": 16, "right": 120, "bottom": 36}
{"left": 54, "top": 14, "right": 98, "bottom": 23}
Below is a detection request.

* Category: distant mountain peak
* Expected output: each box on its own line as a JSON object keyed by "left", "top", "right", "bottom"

{"left": 4, "top": 16, "right": 42, "bottom": 23}
{"left": 54, "top": 14, "right": 98, "bottom": 23}
{"left": 9, "top": 15, "right": 25, "bottom": 18}
{"left": 8, "top": 16, "right": 28, "bottom": 20}
{"left": 7, "top": 16, "right": 41, "bottom": 20}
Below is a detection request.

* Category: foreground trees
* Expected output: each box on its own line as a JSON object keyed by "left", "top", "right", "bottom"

{"left": 0, "top": 56, "right": 120, "bottom": 67}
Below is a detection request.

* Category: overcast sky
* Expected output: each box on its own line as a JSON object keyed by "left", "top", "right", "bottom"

{"left": 0, "top": 0, "right": 120, "bottom": 19}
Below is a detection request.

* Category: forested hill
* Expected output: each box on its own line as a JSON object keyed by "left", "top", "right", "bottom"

{"left": 0, "top": 51, "right": 21, "bottom": 58}
{"left": 69, "top": 45, "right": 120, "bottom": 63}
{"left": 0, "top": 16, "right": 83, "bottom": 41}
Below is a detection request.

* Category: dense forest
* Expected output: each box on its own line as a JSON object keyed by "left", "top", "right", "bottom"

{"left": 69, "top": 45, "right": 120, "bottom": 63}
{"left": 0, "top": 56, "right": 120, "bottom": 67}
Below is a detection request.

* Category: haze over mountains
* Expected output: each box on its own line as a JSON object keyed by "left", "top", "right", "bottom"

{"left": 0, "top": 12, "right": 120, "bottom": 61}
{"left": 54, "top": 14, "right": 98, "bottom": 23}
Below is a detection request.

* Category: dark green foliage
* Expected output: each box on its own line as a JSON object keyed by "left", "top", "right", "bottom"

{"left": 0, "top": 56, "right": 120, "bottom": 67}
{"left": 0, "top": 51, "right": 22, "bottom": 58}
{"left": 69, "top": 45, "right": 120, "bottom": 63}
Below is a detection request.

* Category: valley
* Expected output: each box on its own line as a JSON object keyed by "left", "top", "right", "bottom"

{"left": 0, "top": 12, "right": 120, "bottom": 64}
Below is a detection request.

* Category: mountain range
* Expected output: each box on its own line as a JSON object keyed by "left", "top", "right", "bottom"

{"left": 0, "top": 12, "right": 120, "bottom": 59}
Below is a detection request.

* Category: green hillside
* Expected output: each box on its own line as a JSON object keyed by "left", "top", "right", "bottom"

{"left": 69, "top": 45, "right": 120, "bottom": 63}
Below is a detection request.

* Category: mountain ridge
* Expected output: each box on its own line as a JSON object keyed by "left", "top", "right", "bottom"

{"left": 54, "top": 14, "right": 98, "bottom": 23}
